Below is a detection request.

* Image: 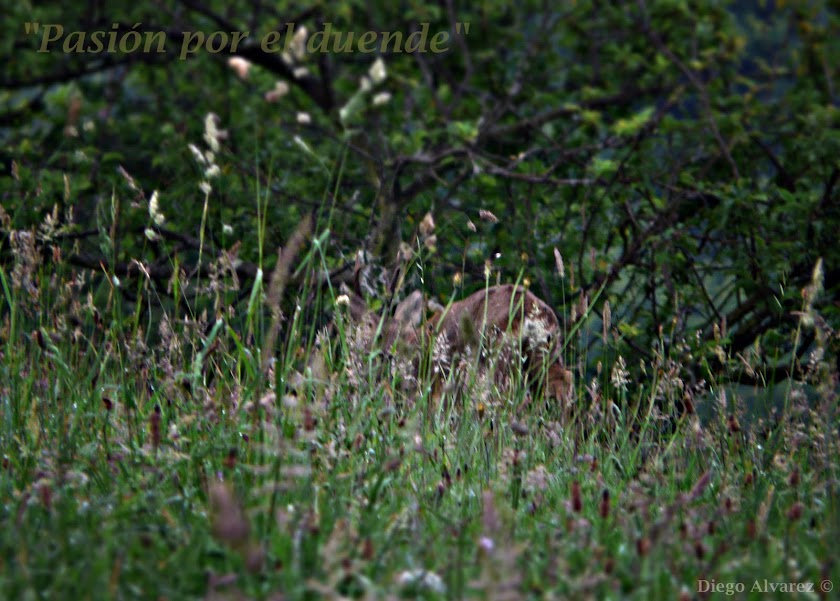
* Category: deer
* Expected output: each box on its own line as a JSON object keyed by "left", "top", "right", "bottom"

{"left": 341, "top": 283, "right": 574, "bottom": 407}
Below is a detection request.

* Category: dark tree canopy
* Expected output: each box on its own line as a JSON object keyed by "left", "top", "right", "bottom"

{"left": 2, "top": 1, "right": 838, "bottom": 385}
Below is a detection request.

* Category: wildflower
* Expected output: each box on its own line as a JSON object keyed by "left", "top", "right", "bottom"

{"left": 264, "top": 80, "right": 290, "bottom": 103}
{"left": 397, "top": 569, "right": 446, "bottom": 594}
{"left": 372, "top": 91, "right": 391, "bottom": 106}
{"left": 336, "top": 294, "right": 350, "bottom": 306}
{"left": 398, "top": 242, "right": 414, "bottom": 263}
{"left": 554, "top": 248, "right": 565, "bottom": 278}
{"left": 610, "top": 356, "right": 629, "bottom": 392}
{"left": 478, "top": 209, "right": 498, "bottom": 223}
{"left": 227, "top": 56, "right": 251, "bottom": 80}
{"left": 222, "top": 223, "right": 233, "bottom": 235}
{"left": 188, "top": 143, "right": 206, "bottom": 165}
{"left": 203, "top": 113, "right": 227, "bottom": 153}
{"left": 717, "top": 387, "right": 727, "bottom": 412}
{"left": 199, "top": 181, "right": 212, "bottom": 195}
{"left": 291, "top": 26, "right": 308, "bottom": 60}
{"left": 602, "top": 300, "right": 611, "bottom": 343}
{"left": 525, "top": 464, "right": 549, "bottom": 492}
{"left": 359, "top": 75, "right": 372, "bottom": 92}
{"left": 293, "top": 135, "right": 313, "bottom": 155}
{"left": 296, "top": 112, "right": 311, "bottom": 124}
{"left": 149, "top": 190, "right": 165, "bottom": 225}
{"left": 369, "top": 57, "right": 387, "bottom": 84}
{"left": 511, "top": 421, "right": 529, "bottom": 436}
{"left": 204, "top": 164, "right": 221, "bottom": 179}
{"left": 811, "top": 257, "right": 823, "bottom": 294}
{"left": 419, "top": 211, "right": 435, "bottom": 238}
{"left": 338, "top": 105, "right": 350, "bottom": 123}
{"left": 293, "top": 66, "right": 310, "bottom": 79}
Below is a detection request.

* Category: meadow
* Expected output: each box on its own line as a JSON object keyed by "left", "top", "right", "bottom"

{"left": 3, "top": 4, "right": 839, "bottom": 597}
{"left": 1, "top": 207, "right": 836, "bottom": 600}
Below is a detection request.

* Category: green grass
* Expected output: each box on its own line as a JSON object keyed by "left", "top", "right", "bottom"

{"left": 0, "top": 238, "right": 837, "bottom": 601}
{"left": 1, "top": 118, "right": 837, "bottom": 599}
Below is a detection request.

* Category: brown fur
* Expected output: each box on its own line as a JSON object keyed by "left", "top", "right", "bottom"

{"left": 347, "top": 284, "right": 573, "bottom": 404}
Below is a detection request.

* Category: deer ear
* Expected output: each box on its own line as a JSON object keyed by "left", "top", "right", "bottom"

{"left": 393, "top": 290, "right": 424, "bottom": 327}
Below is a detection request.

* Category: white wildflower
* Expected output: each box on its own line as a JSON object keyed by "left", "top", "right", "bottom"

{"left": 264, "top": 80, "right": 290, "bottom": 103}
{"left": 199, "top": 181, "right": 212, "bottom": 195}
{"left": 813, "top": 257, "right": 824, "bottom": 290}
{"left": 291, "top": 26, "right": 308, "bottom": 60}
{"left": 203, "top": 113, "right": 227, "bottom": 153}
{"left": 188, "top": 143, "right": 206, "bottom": 165}
{"left": 397, "top": 569, "right": 445, "bottom": 594}
{"left": 293, "top": 66, "right": 309, "bottom": 79}
{"left": 554, "top": 247, "right": 565, "bottom": 279}
{"left": 296, "top": 112, "right": 311, "bottom": 124}
{"left": 372, "top": 92, "right": 391, "bottom": 106}
{"left": 293, "top": 135, "right": 312, "bottom": 154}
{"left": 369, "top": 57, "right": 387, "bottom": 84}
{"left": 149, "top": 190, "right": 165, "bottom": 225}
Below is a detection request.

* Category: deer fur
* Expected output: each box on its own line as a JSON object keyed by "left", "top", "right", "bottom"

{"left": 344, "top": 284, "right": 573, "bottom": 404}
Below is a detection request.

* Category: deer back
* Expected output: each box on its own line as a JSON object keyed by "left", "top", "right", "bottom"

{"left": 347, "top": 284, "right": 572, "bottom": 401}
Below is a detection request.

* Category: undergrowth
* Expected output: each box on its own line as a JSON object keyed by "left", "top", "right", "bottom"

{"left": 0, "top": 115, "right": 837, "bottom": 601}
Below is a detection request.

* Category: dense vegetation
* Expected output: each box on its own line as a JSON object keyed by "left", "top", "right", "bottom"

{"left": 1, "top": 1, "right": 838, "bottom": 599}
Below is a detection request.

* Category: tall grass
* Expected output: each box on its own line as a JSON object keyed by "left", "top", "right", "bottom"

{"left": 0, "top": 119, "right": 837, "bottom": 601}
